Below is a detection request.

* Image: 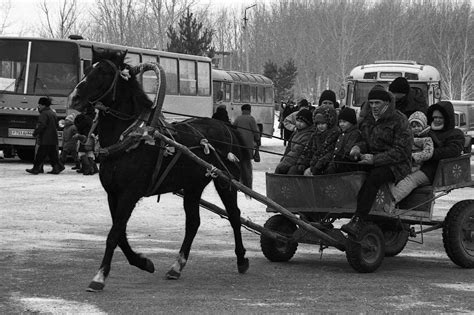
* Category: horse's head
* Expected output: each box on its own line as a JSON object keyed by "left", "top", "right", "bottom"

{"left": 70, "top": 46, "right": 147, "bottom": 114}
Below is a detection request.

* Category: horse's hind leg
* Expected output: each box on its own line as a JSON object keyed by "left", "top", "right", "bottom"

{"left": 87, "top": 192, "right": 152, "bottom": 292}
{"left": 165, "top": 188, "right": 203, "bottom": 280}
{"left": 215, "top": 183, "right": 249, "bottom": 274}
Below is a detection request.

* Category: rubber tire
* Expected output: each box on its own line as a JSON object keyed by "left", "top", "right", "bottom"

{"left": 379, "top": 223, "right": 410, "bottom": 257}
{"left": 260, "top": 215, "right": 298, "bottom": 262}
{"left": 442, "top": 200, "right": 474, "bottom": 268}
{"left": 16, "top": 147, "right": 35, "bottom": 161}
{"left": 345, "top": 223, "right": 385, "bottom": 273}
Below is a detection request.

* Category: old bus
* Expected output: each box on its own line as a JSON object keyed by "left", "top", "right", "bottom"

{"left": 340, "top": 60, "right": 441, "bottom": 112}
{"left": 0, "top": 36, "right": 212, "bottom": 160}
{"left": 212, "top": 68, "right": 274, "bottom": 137}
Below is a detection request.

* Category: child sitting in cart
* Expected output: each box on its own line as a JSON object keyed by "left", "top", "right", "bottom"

{"left": 275, "top": 108, "right": 313, "bottom": 174}
{"left": 297, "top": 105, "right": 341, "bottom": 176}
{"left": 389, "top": 111, "right": 434, "bottom": 203}
{"left": 326, "top": 107, "right": 363, "bottom": 174}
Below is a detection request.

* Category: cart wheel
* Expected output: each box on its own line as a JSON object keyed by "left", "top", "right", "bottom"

{"left": 260, "top": 215, "right": 298, "bottom": 262}
{"left": 378, "top": 223, "right": 409, "bottom": 257}
{"left": 345, "top": 223, "right": 385, "bottom": 273}
{"left": 442, "top": 200, "right": 474, "bottom": 268}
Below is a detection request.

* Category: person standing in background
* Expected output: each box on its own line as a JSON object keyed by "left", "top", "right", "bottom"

{"left": 26, "top": 97, "right": 64, "bottom": 175}
{"left": 233, "top": 104, "right": 261, "bottom": 187}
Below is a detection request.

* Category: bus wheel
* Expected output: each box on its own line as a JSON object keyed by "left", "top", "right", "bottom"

{"left": 443, "top": 200, "right": 474, "bottom": 268}
{"left": 16, "top": 147, "right": 35, "bottom": 161}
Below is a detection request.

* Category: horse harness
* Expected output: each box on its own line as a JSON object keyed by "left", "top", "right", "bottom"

{"left": 86, "top": 60, "right": 238, "bottom": 197}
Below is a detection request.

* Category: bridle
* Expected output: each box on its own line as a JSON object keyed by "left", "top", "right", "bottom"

{"left": 86, "top": 59, "right": 137, "bottom": 121}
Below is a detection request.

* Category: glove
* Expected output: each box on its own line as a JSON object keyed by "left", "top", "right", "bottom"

{"left": 349, "top": 146, "right": 361, "bottom": 161}
{"left": 303, "top": 168, "right": 313, "bottom": 176}
{"left": 358, "top": 153, "right": 374, "bottom": 165}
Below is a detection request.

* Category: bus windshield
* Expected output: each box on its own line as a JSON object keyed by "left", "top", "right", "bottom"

{"left": 352, "top": 81, "right": 429, "bottom": 107}
{"left": 0, "top": 39, "right": 79, "bottom": 96}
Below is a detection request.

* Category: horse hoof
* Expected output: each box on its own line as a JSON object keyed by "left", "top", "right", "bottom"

{"left": 165, "top": 269, "right": 181, "bottom": 280}
{"left": 237, "top": 258, "right": 249, "bottom": 274}
{"left": 139, "top": 258, "right": 155, "bottom": 273}
{"left": 86, "top": 281, "right": 105, "bottom": 292}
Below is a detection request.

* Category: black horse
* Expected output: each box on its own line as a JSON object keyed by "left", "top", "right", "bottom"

{"left": 70, "top": 47, "right": 252, "bottom": 292}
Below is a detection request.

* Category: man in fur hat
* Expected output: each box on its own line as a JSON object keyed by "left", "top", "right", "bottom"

{"left": 26, "top": 97, "right": 65, "bottom": 174}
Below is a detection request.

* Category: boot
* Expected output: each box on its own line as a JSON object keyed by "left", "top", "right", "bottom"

{"left": 89, "top": 157, "right": 99, "bottom": 174}
{"left": 80, "top": 155, "right": 93, "bottom": 175}
{"left": 48, "top": 163, "right": 65, "bottom": 174}
{"left": 341, "top": 215, "right": 364, "bottom": 236}
{"left": 26, "top": 167, "right": 41, "bottom": 175}
{"left": 71, "top": 161, "right": 81, "bottom": 170}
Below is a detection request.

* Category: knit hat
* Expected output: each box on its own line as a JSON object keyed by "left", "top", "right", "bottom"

{"left": 298, "top": 98, "right": 309, "bottom": 108}
{"left": 314, "top": 113, "right": 326, "bottom": 124}
{"left": 296, "top": 108, "right": 313, "bottom": 126}
{"left": 389, "top": 77, "right": 410, "bottom": 94}
{"left": 408, "top": 111, "right": 428, "bottom": 129}
{"left": 241, "top": 104, "right": 251, "bottom": 111}
{"left": 318, "top": 90, "right": 337, "bottom": 106}
{"left": 368, "top": 85, "right": 391, "bottom": 102}
{"left": 38, "top": 97, "right": 52, "bottom": 106}
{"left": 338, "top": 107, "right": 357, "bottom": 125}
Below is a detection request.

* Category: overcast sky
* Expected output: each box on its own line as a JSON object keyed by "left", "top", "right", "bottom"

{"left": 4, "top": 0, "right": 261, "bottom": 36}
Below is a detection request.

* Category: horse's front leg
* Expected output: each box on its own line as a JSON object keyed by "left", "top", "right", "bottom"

{"left": 87, "top": 193, "right": 142, "bottom": 292}
{"left": 165, "top": 188, "right": 203, "bottom": 280}
{"left": 215, "top": 183, "right": 249, "bottom": 274}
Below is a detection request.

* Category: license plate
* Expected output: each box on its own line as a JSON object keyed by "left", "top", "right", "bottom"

{"left": 8, "top": 128, "right": 34, "bottom": 137}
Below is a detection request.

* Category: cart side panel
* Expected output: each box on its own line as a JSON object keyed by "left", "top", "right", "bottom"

{"left": 433, "top": 154, "right": 472, "bottom": 190}
{"left": 265, "top": 172, "right": 366, "bottom": 212}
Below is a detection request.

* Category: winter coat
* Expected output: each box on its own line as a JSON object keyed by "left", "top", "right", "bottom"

{"left": 420, "top": 101, "right": 465, "bottom": 182}
{"left": 277, "top": 126, "right": 313, "bottom": 169}
{"left": 298, "top": 106, "right": 341, "bottom": 175}
{"left": 212, "top": 106, "right": 231, "bottom": 124}
{"left": 356, "top": 97, "right": 413, "bottom": 183}
{"left": 411, "top": 128, "right": 434, "bottom": 171}
{"left": 233, "top": 112, "right": 261, "bottom": 159}
{"left": 396, "top": 87, "right": 428, "bottom": 118}
{"left": 32, "top": 106, "right": 58, "bottom": 145}
{"left": 62, "top": 120, "right": 78, "bottom": 151}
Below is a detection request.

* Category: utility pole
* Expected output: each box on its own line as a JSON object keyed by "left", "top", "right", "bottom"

{"left": 243, "top": 4, "right": 256, "bottom": 72}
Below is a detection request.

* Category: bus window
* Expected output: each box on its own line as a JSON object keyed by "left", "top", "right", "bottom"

{"left": 224, "top": 83, "right": 231, "bottom": 101}
{"left": 250, "top": 85, "right": 257, "bottom": 103}
{"left": 213, "top": 81, "right": 223, "bottom": 102}
{"left": 179, "top": 59, "right": 196, "bottom": 95}
{"left": 241, "top": 84, "right": 250, "bottom": 102}
{"left": 82, "top": 60, "right": 91, "bottom": 75}
{"left": 142, "top": 54, "right": 158, "bottom": 94}
{"left": 257, "top": 86, "right": 264, "bottom": 103}
{"left": 234, "top": 84, "right": 241, "bottom": 102}
{"left": 363, "top": 72, "right": 377, "bottom": 79}
{"left": 160, "top": 57, "right": 178, "bottom": 94}
{"left": 197, "top": 61, "right": 210, "bottom": 96}
{"left": 405, "top": 73, "right": 418, "bottom": 80}
{"left": 264, "top": 87, "right": 273, "bottom": 103}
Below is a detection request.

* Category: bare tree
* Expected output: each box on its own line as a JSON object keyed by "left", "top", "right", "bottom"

{"left": 0, "top": 0, "right": 12, "bottom": 35}
{"left": 39, "top": 0, "right": 80, "bottom": 38}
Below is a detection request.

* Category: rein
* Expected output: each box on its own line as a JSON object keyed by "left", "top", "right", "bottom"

{"left": 89, "top": 59, "right": 120, "bottom": 104}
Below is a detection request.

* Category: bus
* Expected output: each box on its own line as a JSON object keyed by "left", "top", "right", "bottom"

{"left": 212, "top": 68, "right": 274, "bottom": 137}
{"left": 340, "top": 60, "right": 442, "bottom": 111}
{"left": 0, "top": 36, "right": 213, "bottom": 160}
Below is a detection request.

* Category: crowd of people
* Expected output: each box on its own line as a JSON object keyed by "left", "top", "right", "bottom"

{"left": 274, "top": 77, "right": 465, "bottom": 237}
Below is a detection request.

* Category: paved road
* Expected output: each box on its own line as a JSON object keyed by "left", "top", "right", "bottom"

{"left": 1, "top": 150, "right": 473, "bottom": 313}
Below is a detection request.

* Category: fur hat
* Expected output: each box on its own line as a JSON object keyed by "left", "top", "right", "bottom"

{"left": 314, "top": 113, "right": 326, "bottom": 124}
{"left": 38, "top": 97, "right": 52, "bottom": 106}
{"left": 368, "top": 85, "right": 391, "bottom": 102}
{"left": 338, "top": 107, "right": 357, "bottom": 125}
{"left": 408, "top": 111, "right": 428, "bottom": 129}
{"left": 318, "top": 90, "right": 337, "bottom": 106}
{"left": 296, "top": 108, "right": 313, "bottom": 126}
{"left": 389, "top": 77, "right": 410, "bottom": 94}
